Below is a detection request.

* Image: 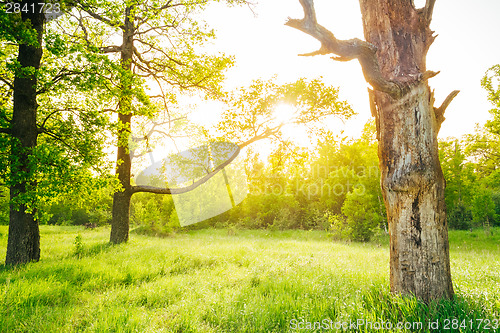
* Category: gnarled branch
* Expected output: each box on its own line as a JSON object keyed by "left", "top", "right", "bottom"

{"left": 434, "top": 90, "right": 460, "bottom": 130}
{"left": 0, "top": 76, "right": 13, "bottom": 90}
{"left": 421, "top": 70, "right": 440, "bottom": 81}
{"left": 423, "top": 0, "right": 436, "bottom": 24}
{"left": 131, "top": 125, "right": 280, "bottom": 195}
{"left": 286, "top": 0, "right": 405, "bottom": 99}
{"left": 132, "top": 144, "right": 241, "bottom": 194}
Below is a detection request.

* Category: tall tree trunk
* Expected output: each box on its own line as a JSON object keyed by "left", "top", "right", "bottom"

{"left": 110, "top": 142, "right": 132, "bottom": 243}
{"left": 286, "top": 0, "right": 458, "bottom": 302}
{"left": 110, "top": 7, "right": 134, "bottom": 244}
{"left": 6, "top": 3, "right": 44, "bottom": 265}
{"left": 359, "top": 0, "right": 454, "bottom": 301}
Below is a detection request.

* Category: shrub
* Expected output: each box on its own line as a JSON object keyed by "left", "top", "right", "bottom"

{"left": 341, "top": 187, "right": 384, "bottom": 242}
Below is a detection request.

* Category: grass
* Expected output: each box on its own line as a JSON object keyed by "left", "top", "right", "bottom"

{"left": 0, "top": 226, "right": 499, "bottom": 332}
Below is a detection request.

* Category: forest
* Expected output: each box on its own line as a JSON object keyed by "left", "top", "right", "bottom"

{"left": 11, "top": 115, "right": 498, "bottom": 242}
{"left": 1, "top": 0, "right": 500, "bottom": 331}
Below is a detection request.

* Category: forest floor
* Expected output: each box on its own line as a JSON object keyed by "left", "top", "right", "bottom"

{"left": 0, "top": 226, "right": 499, "bottom": 332}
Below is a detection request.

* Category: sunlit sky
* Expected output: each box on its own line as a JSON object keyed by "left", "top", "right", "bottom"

{"left": 188, "top": 0, "right": 500, "bottom": 147}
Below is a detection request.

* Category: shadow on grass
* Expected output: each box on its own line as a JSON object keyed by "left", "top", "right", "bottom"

{"left": 75, "top": 241, "right": 115, "bottom": 258}
{"left": 130, "top": 225, "right": 176, "bottom": 238}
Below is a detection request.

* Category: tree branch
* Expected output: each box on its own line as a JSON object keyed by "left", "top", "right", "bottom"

{"left": 0, "top": 76, "right": 13, "bottom": 90}
{"left": 434, "top": 90, "right": 460, "bottom": 129}
{"left": 132, "top": 125, "right": 280, "bottom": 195}
{"left": 131, "top": 117, "right": 187, "bottom": 145}
{"left": 84, "top": 9, "right": 124, "bottom": 30}
{"left": 421, "top": 70, "right": 440, "bottom": 81}
{"left": 286, "top": 0, "right": 405, "bottom": 99}
{"left": 38, "top": 127, "right": 74, "bottom": 151}
{"left": 132, "top": 144, "right": 241, "bottom": 194}
{"left": 423, "top": 0, "right": 436, "bottom": 24}
{"left": 39, "top": 109, "right": 61, "bottom": 130}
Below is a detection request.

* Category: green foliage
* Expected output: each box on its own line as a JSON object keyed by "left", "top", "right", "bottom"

{"left": 0, "top": 8, "right": 116, "bottom": 224}
{"left": 342, "top": 187, "right": 385, "bottom": 242}
{"left": 216, "top": 77, "right": 355, "bottom": 145}
{"left": 327, "top": 213, "right": 350, "bottom": 240}
{"left": 438, "top": 135, "right": 499, "bottom": 230}
{"left": 206, "top": 120, "right": 386, "bottom": 242}
{"left": 471, "top": 187, "right": 497, "bottom": 230}
{"left": 73, "top": 234, "right": 83, "bottom": 257}
{"left": 481, "top": 65, "right": 500, "bottom": 136}
{"left": 40, "top": 177, "right": 115, "bottom": 226}
{"left": 130, "top": 192, "right": 179, "bottom": 236}
{"left": 69, "top": 0, "right": 239, "bottom": 146}
{"left": 439, "top": 64, "right": 500, "bottom": 231}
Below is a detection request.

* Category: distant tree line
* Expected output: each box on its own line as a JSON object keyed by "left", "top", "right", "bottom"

{"left": 4, "top": 86, "right": 497, "bottom": 241}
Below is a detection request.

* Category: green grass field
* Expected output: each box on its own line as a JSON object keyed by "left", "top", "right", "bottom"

{"left": 0, "top": 226, "right": 499, "bottom": 332}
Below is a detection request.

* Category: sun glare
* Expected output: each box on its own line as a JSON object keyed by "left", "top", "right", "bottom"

{"left": 273, "top": 103, "right": 296, "bottom": 125}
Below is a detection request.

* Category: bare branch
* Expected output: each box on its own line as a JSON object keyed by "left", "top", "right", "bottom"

{"left": 286, "top": 0, "right": 404, "bottom": 98}
{"left": 434, "top": 90, "right": 460, "bottom": 129}
{"left": 421, "top": 70, "right": 440, "bottom": 81}
{"left": 39, "top": 109, "right": 61, "bottom": 130}
{"left": 423, "top": 0, "right": 436, "bottom": 24}
{"left": 132, "top": 124, "right": 280, "bottom": 195}
{"left": 298, "top": 48, "right": 328, "bottom": 57}
{"left": 132, "top": 144, "right": 241, "bottom": 194}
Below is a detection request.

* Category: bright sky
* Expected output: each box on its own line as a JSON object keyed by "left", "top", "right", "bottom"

{"left": 190, "top": 0, "right": 500, "bottom": 146}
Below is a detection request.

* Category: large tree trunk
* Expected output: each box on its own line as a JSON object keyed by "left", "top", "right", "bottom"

{"left": 286, "top": 0, "right": 457, "bottom": 302}
{"left": 110, "top": 7, "right": 134, "bottom": 244}
{"left": 6, "top": 3, "right": 44, "bottom": 265}
{"left": 110, "top": 117, "right": 133, "bottom": 243}
{"left": 359, "top": 0, "right": 454, "bottom": 301}
{"left": 110, "top": 106, "right": 133, "bottom": 243}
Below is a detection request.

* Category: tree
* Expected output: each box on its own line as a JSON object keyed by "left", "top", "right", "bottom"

{"left": 1, "top": 1, "right": 115, "bottom": 265}
{"left": 471, "top": 187, "right": 497, "bottom": 233}
{"left": 1, "top": 2, "right": 44, "bottom": 265}
{"left": 482, "top": 65, "right": 500, "bottom": 137}
{"left": 68, "top": 0, "right": 244, "bottom": 243}
{"left": 439, "top": 139, "right": 474, "bottom": 230}
{"left": 463, "top": 65, "right": 500, "bottom": 229}
{"left": 287, "top": 0, "right": 458, "bottom": 301}
{"left": 69, "top": 0, "right": 356, "bottom": 243}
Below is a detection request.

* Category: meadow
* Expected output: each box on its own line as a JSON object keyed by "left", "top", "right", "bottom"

{"left": 0, "top": 226, "right": 499, "bottom": 332}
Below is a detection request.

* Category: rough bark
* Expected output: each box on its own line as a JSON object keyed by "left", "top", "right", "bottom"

{"left": 110, "top": 111, "right": 132, "bottom": 243}
{"left": 6, "top": 2, "right": 44, "bottom": 265}
{"left": 360, "top": 0, "right": 454, "bottom": 302}
{"left": 373, "top": 83, "right": 454, "bottom": 301}
{"left": 288, "top": 0, "right": 457, "bottom": 302}
{"left": 110, "top": 7, "right": 134, "bottom": 244}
